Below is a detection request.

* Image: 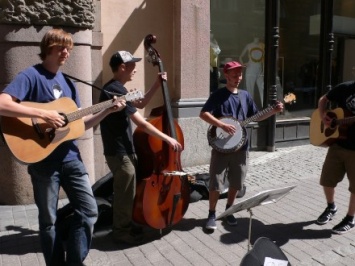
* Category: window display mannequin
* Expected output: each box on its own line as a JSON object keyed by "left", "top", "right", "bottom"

{"left": 210, "top": 32, "right": 221, "bottom": 93}
{"left": 239, "top": 37, "right": 265, "bottom": 107}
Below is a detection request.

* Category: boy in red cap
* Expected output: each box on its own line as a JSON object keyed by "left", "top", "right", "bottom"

{"left": 200, "top": 60, "right": 283, "bottom": 230}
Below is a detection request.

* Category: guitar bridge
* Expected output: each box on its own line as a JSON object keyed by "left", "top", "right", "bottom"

{"left": 45, "top": 128, "right": 55, "bottom": 141}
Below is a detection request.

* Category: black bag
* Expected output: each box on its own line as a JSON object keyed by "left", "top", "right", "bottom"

{"left": 240, "top": 237, "right": 290, "bottom": 266}
{"left": 57, "top": 173, "right": 114, "bottom": 235}
{"left": 189, "top": 173, "right": 246, "bottom": 203}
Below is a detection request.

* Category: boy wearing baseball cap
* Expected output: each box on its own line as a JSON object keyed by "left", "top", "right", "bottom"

{"left": 200, "top": 61, "right": 283, "bottom": 230}
{"left": 99, "top": 50, "right": 182, "bottom": 244}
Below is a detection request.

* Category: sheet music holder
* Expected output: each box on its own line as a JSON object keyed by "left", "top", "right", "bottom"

{"left": 216, "top": 185, "right": 296, "bottom": 251}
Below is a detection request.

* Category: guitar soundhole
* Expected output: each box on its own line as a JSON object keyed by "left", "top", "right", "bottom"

{"left": 59, "top": 112, "right": 69, "bottom": 127}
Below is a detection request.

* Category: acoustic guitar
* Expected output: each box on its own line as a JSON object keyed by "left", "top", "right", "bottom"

{"left": 309, "top": 107, "right": 355, "bottom": 146}
{"left": 207, "top": 93, "right": 296, "bottom": 153}
{"left": 1, "top": 90, "right": 143, "bottom": 164}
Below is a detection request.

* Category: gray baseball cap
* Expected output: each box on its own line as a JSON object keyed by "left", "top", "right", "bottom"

{"left": 109, "top": 51, "right": 142, "bottom": 69}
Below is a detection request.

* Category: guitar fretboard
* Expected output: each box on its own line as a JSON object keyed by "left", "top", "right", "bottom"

{"left": 64, "top": 90, "right": 143, "bottom": 123}
{"left": 66, "top": 99, "right": 116, "bottom": 122}
{"left": 337, "top": 116, "right": 355, "bottom": 126}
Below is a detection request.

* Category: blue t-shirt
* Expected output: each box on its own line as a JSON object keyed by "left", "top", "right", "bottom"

{"left": 3, "top": 64, "right": 81, "bottom": 163}
{"left": 201, "top": 87, "right": 258, "bottom": 149}
{"left": 201, "top": 87, "right": 258, "bottom": 119}
{"left": 327, "top": 80, "right": 355, "bottom": 150}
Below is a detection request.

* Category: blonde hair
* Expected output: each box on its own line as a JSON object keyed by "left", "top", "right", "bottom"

{"left": 39, "top": 28, "right": 74, "bottom": 60}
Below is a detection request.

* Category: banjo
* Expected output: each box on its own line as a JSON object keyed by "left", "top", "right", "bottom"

{"left": 207, "top": 93, "right": 296, "bottom": 153}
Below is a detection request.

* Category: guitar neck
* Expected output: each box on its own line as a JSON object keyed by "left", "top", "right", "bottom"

{"left": 65, "top": 99, "right": 116, "bottom": 122}
{"left": 339, "top": 116, "right": 355, "bottom": 126}
{"left": 240, "top": 105, "right": 274, "bottom": 127}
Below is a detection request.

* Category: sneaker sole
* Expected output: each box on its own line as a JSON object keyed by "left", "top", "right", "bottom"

{"left": 316, "top": 211, "right": 337, "bottom": 225}
{"left": 206, "top": 225, "right": 217, "bottom": 230}
{"left": 316, "top": 218, "right": 333, "bottom": 225}
{"left": 332, "top": 226, "right": 355, "bottom": 235}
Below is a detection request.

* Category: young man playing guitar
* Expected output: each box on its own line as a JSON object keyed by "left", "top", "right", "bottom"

{"left": 0, "top": 28, "right": 126, "bottom": 265}
{"left": 200, "top": 61, "right": 283, "bottom": 230}
{"left": 315, "top": 81, "right": 355, "bottom": 234}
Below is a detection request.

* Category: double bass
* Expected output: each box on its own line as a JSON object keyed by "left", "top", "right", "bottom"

{"left": 132, "top": 34, "right": 190, "bottom": 230}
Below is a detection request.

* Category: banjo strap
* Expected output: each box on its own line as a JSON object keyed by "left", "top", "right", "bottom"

{"left": 236, "top": 92, "right": 246, "bottom": 120}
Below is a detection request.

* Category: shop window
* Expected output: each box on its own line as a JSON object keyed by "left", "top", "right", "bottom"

{"left": 210, "top": 0, "right": 265, "bottom": 108}
{"left": 211, "top": 0, "right": 321, "bottom": 119}
{"left": 279, "top": 0, "right": 320, "bottom": 117}
{"left": 332, "top": 0, "right": 355, "bottom": 85}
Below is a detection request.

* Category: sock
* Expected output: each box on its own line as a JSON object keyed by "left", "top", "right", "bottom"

{"left": 345, "top": 215, "right": 354, "bottom": 223}
{"left": 208, "top": 210, "right": 216, "bottom": 217}
{"left": 327, "top": 202, "right": 336, "bottom": 210}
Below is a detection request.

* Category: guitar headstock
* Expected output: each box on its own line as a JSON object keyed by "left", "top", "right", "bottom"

{"left": 124, "top": 90, "right": 144, "bottom": 102}
{"left": 284, "top": 93, "right": 296, "bottom": 104}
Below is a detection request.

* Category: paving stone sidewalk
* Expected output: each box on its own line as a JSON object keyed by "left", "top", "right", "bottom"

{"left": 1, "top": 144, "right": 355, "bottom": 265}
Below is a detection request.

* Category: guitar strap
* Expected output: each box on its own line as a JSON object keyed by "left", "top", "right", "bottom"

{"left": 63, "top": 74, "right": 78, "bottom": 104}
{"left": 63, "top": 73, "right": 103, "bottom": 92}
{"left": 63, "top": 73, "right": 124, "bottom": 98}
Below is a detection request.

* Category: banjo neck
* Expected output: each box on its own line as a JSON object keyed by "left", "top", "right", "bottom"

{"left": 240, "top": 105, "right": 275, "bottom": 127}
{"left": 240, "top": 93, "right": 296, "bottom": 127}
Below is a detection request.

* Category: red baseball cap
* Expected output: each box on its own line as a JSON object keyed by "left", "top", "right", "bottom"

{"left": 223, "top": 61, "right": 245, "bottom": 72}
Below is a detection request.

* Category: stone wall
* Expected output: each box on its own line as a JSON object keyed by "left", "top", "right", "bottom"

{"left": 0, "top": 1, "right": 99, "bottom": 205}
{"left": 0, "top": 0, "right": 95, "bottom": 28}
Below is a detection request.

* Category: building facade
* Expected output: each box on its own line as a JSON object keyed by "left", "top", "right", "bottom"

{"left": 0, "top": 0, "right": 354, "bottom": 204}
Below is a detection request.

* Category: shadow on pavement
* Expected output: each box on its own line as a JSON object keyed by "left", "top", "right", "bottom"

{"left": 0, "top": 225, "right": 41, "bottom": 255}
{"left": 220, "top": 218, "right": 332, "bottom": 246}
{"left": 169, "top": 216, "right": 332, "bottom": 247}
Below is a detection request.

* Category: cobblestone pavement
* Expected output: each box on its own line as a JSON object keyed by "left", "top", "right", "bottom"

{"left": 1, "top": 144, "right": 355, "bottom": 265}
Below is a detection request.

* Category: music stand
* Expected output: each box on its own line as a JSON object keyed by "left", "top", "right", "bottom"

{"left": 216, "top": 185, "right": 296, "bottom": 251}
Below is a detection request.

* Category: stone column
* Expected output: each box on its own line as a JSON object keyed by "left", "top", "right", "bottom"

{"left": 0, "top": 1, "right": 97, "bottom": 204}
{"left": 91, "top": 0, "right": 110, "bottom": 180}
{"left": 173, "top": 0, "right": 212, "bottom": 167}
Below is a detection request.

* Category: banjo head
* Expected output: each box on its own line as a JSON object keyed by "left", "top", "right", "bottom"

{"left": 207, "top": 117, "right": 246, "bottom": 153}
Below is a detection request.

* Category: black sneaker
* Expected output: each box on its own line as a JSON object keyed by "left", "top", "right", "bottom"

{"left": 113, "top": 233, "right": 144, "bottom": 245}
{"left": 206, "top": 214, "right": 217, "bottom": 230}
{"left": 332, "top": 218, "right": 355, "bottom": 234}
{"left": 316, "top": 207, "right": 337, "bottom": 225}
{"left": 225, "top": 214, "right": 238, "bottom": 226}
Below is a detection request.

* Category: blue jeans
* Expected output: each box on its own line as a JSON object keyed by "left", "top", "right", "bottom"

{"left": 29, "top": 160, "right": 98, "bottom": 266}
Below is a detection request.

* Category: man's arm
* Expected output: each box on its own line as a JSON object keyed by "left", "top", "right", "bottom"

{"left": 318, "top": 94, "right": 331, "bottom": 127}
{"left": 0, "top": 93, "right": 66, "bottom": 128}
{"left": 318, "top": 94, "right": 329, "bottom": 117}
{"left": 130, "top": 111, "right": 182, "bottom": 151}
{"left": 200, "top": 111, "right": 237, "bottom": 136}
{"left": 133, "top": 72, "right": 166, "bottom": 109}
{"left": 83, "top": 98, "right": 126, "bottom": 130}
